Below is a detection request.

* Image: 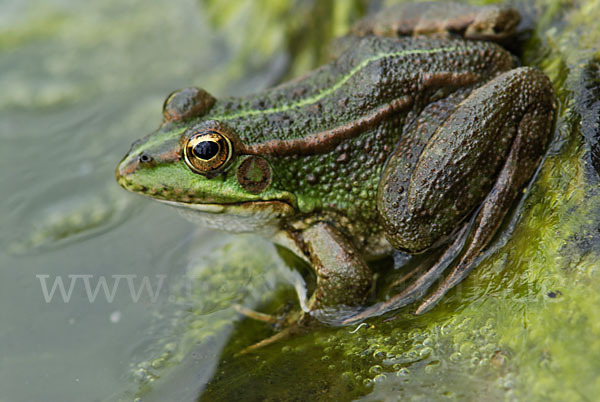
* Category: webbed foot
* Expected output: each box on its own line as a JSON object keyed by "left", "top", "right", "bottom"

{"left": 234, "top": 307, "right": 315, "bottom": 355}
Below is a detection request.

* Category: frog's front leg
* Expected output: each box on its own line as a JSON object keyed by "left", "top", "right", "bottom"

{"left": 351, "top": 2, "right": 520, "bottom": 42}
{"left": 363, "top": 67, "right": 555, "bottom": 321}
{"left": 300, "top": 222, "right": 373, "bottom": 324}
{"left": 238, "top": 223, "right": 371, "bottom": 353}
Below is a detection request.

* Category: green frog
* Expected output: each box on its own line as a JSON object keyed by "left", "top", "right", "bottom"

{"left": 116, "top": 3, "right": 555, "bottom": 329}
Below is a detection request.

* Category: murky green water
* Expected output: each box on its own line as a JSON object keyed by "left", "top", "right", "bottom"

{"left": 2, "top": 0, "right": 600, "bottom": 401}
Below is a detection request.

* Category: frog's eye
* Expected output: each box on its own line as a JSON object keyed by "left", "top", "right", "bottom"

{"left": 183, "top": 130, "right": 233, "bottom": 175}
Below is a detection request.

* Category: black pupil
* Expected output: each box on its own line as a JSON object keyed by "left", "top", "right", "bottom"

{"left": 193, "top": 140, "right": 220, "bottom": 160}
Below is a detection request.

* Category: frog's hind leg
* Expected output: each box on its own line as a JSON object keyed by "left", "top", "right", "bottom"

{"left": 412, "top": 69, "right": 556, "bottom": 314}
{"left": 347, "top": 130, "right": 542, "bottom": 325}
{"left": 414, "top": 121, "right": 548, "bottom": 314}
{"left": 343, "top": 224, "right": 469, "bottom": 324}
{"left": 358, "top": 67, "right": 555, "bottom": 323}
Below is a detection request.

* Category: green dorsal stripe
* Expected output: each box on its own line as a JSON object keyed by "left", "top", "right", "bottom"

{"left": 213, "top": 46, "right": 463, "bottom": 120}
{"left": 123, "top": 46, "right": 467, "bottom": 164}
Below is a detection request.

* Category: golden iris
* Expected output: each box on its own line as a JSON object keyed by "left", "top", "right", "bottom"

{"left": 183, "top": 130, "right": 233, "bottom": 174}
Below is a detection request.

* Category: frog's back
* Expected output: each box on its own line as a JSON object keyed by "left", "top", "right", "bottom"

{"left": 202, "top": 36, "right": 515, "bottom": 146}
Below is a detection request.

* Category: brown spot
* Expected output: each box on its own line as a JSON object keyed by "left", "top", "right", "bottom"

{"left": 237, "top": 156, "right": 272, "bottom": 194}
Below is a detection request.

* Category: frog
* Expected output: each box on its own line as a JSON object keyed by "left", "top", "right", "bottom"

{"left": 116, "top": 2, "right": 555, "bottom": 332}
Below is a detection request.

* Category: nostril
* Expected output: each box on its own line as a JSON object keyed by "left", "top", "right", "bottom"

{"left": 139, "top": 153, "right": 153, "bottom": 163}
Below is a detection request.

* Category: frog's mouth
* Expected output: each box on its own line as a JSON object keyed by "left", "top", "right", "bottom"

{"left": 158, "top": 199, "right": 295, "bottom": 216}
{"left": 117, "top": 157, "right": 297, "bottom": 210}
{"left": 157, "top": 199, "right": 296, "bottom": 235}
